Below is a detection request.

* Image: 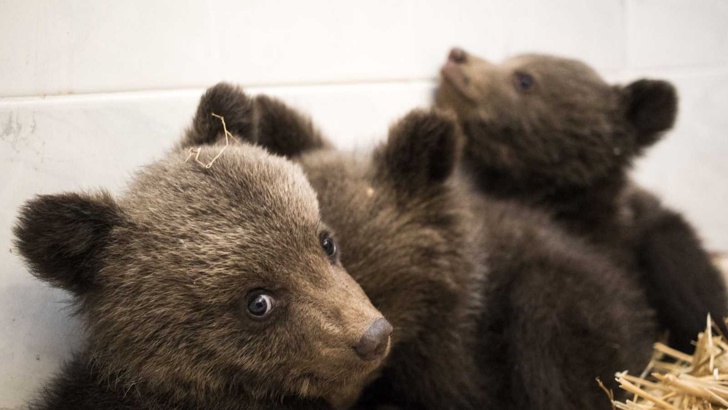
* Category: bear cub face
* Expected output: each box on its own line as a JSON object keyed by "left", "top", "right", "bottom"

{"left": 436, "top": 48, "right": 678, "bottom": 189}
{"left": 15, "top": 131, "right": 390, "bottom": 406}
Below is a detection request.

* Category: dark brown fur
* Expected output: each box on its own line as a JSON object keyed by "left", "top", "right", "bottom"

{"left": 15, "top": 106, "right": 392, "bottom": 409}
{"left": 436, "top": 50, "right": 728, "bottom": 352}
{"left": 195, "top": 83, "right": 656, "bottom": 409}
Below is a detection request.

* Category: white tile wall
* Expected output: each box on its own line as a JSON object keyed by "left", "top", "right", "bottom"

{"left": 626, "top": 0, "right": 728, "bottom": 69}
{"left": 1, "top": 0, "right": 726, "bottom": 407}
{"left": 1, "top": 0, "right": 634, "bottom": 97}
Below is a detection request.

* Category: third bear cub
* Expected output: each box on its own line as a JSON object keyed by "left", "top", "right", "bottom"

{"left": 436, "top": 48, "right": 728, "bottom": 352}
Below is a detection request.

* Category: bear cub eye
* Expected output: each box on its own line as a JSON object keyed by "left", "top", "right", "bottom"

{"left": 247, "top": 292, "right": 275, "bottom": 319}
{"left": 319, "top": 232, "right": 338, "bottom": 261}
{"left": 513, "top": 72, "right": 535, "bottom": 92}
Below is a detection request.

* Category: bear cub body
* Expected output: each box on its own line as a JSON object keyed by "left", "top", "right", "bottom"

{"left": 436, "top": 48, "right": 728, "bottom": 352}
{"left": 14, "top": 102, "right": 393, "bottom": 409}
{"left": 196, "top": 83, "right": 657, "bottom": 409}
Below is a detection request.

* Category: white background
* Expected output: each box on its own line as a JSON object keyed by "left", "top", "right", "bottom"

{"left": 1, "top": 0, "right": 727, "bottom": 407}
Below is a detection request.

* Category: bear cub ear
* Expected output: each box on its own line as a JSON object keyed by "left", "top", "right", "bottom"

{"left": 622, "top": 79, "right": 678, "bottom": 147}
{"left": 377, "top": 109, "right": 463, "bottom": 193}
{"left": 182, "top": 82, "right": 328, "bottom": 157}
{"left": 253, "top": 95, "right": 329, "bottom": 158}
{"left": 183, "top": 82, "right": 255, "bottom": 148}
{"left": 13, "top": 191, "right": 122, "bottom": 295}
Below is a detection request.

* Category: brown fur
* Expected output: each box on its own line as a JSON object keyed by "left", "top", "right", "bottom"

{"left": 436, "top": 49, "right": 728, "bottom": 352}
{"left": 195, "top": 83, "right": 656, "bottom": 409}
{"left": 14, "top": 110, "right": 391, "bottom": 409}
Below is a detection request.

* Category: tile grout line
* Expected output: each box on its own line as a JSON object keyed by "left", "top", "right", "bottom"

{"left": 0, "top": 77, "right": 440, "bottom": 102}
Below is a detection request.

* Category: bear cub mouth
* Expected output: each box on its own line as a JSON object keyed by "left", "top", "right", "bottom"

{"left": 440, "top": 50, "right": 476, "bottom": 102}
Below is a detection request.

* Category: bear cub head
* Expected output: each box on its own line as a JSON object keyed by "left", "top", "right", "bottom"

{"left": 14, "top": 95, "right": 391, "bottom": 407}
{"left": 436, "top": 48, "right": 678, "bottom": 191}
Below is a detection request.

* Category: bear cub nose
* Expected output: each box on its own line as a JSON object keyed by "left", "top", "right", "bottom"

{"left": 448, "top": 47, "right": 467, "bottom": 64}
{"left": 355, "top": 317, "right": 393, "bottom": 361}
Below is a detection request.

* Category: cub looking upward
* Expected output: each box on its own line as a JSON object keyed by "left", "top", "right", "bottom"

{"left": 437, "top": 48, "right": 728, "bottom": 352}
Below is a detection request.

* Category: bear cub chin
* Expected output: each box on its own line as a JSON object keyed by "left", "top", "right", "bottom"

{"left": 193, "top": 83, "right": 657, "bottom": 409}
{"left": 14, "top": 97, "right": 393, "bottom": 409}
{"left": 436, "top": 48, "right": 728, "bottom": 352}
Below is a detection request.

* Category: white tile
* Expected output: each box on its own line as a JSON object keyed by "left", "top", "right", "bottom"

{"left": 410, "top": 0, "right": 626, "bottom": 83}
{"left": 0, "top": 281, "right": 81, "bottom": 409}
{"left": 626, "top": 0, "right": 728, "bottom": 69}
{"left": 1, "top": 0, "right": 627, "bottom": 97}
{"left": 499, "top": 0, "right": 626, "bottom": 71}
{"left": 0, "top": 0, "right": 218, "bottom": 97}
{"left": 1, "top": 0, "right": 427, "bottom": 96}
{"left": 213, "top": 0, "right": 420, "bottom": 86}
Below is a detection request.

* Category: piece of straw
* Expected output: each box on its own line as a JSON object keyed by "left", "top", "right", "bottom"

{"left": 609, "top": 315, "right": 728, "bottom": 409}
{"left": 185, "top": 113, "right": 242, "bottom": 168}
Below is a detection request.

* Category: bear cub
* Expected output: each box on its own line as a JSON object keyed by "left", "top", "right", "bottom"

{"left": 14, "top": 100, "right": 393, "bottom": 409}
{"left": 194, "top": 83, "right": 657, "bottom": 409}
{"left": 437, "top": 48, "right": 728, "bottom": 352}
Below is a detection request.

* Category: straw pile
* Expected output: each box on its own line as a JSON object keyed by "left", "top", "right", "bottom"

{"left": 608, "top": 316, "right": 728, "bottom": 409}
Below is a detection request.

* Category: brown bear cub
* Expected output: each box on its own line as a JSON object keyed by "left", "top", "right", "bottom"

{"left": 14, "top": 108, "right": 393, "bottom": 409}
{"left": 191, "top": 83, "right": 657, "bottom": 409}
{"left": 436, "top": 48, "right": 728, "bottom": 352}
